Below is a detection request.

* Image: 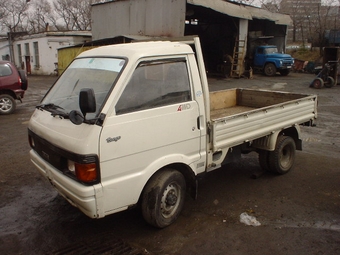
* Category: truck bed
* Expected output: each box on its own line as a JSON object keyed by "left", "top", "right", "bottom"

{"left": 209, "top": 88, "right": 317, "bottom": 151}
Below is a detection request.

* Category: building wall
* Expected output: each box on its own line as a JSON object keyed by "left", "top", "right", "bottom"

{"left": 12, "top": 33, "right": 91, "bottom": 75}
{"left": 92, "top": 0, "right": 186, "bottom": 40}
{"left": 0, "top": 38, "right": 10, "bottom": 60}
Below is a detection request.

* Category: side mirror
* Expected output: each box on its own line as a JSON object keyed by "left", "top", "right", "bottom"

{"left": 79, "top": 88, "right": 96, "bottom": 117}
{"left": 69, "top": 88, "right": 96, "bottom": 125}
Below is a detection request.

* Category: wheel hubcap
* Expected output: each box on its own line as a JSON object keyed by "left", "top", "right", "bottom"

{"left": 0, "top": 98, "right": 12, "bottom": 112}
{"left": 160, "top": 183, "right": 180, "bottom": 218}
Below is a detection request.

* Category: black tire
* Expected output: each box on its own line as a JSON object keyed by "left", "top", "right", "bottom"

{"left": 268, "top": 136, "right": 296, "bottom": 174}
{"left": 264, "top": 63, "right": 276, "bottom": 76}
{"left": 312, "top": 78, "right": 324, "bottom": 89}
{"left": 324, "top": 76, "right": 335, "bottom": 88}
{"left": 0, "top": 94, "right": 16, "bottom": 115}
{"left": 258, "top": 150, "right": 270, "bottom": 172}
{"left": 279, "top": 69, "right": 290, "bottom": 76}
{"left": 18, "top": 70, "right": 28, "bottom": 90}
{"left": 141, "top": 169, "right": 186, "bottom": 228}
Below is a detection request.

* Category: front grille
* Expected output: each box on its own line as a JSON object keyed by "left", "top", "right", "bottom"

{"left": 282, "top": 59, "right": 293, "bottom": 67}
{"left": 28, "top": 129, "right": 100, "bottom": 185}
{"left": 29, "top": 129, "right": 67, "bottom": 171}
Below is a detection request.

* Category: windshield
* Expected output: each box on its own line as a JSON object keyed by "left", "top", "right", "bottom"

{"left": 41, "top": 57, "right": 126, "bottom": 120}
{"left": 264, "top": 47, "right": 278, "bottom": 54}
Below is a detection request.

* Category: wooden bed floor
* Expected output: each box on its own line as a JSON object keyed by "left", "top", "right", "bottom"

{"left": 210, "top": 105, "right": 256, "bottom": 120}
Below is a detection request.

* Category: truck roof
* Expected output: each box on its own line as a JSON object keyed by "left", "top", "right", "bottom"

{"left": 77, "top": 41, "right": 194, "bottom": 60}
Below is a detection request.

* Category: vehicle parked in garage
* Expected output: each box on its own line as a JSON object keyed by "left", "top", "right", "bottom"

{"left": 0, "top": 61, "right": 28, "bottom": 114}
{"left": 253, "top": 45, "right": 294, "bottom": 76}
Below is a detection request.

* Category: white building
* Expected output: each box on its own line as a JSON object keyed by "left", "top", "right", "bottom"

{"left": 10, "top": 31, "right": 91, "bottom": 75}
{"left": 0, "top": 35, "right": 10, "bottom": 61}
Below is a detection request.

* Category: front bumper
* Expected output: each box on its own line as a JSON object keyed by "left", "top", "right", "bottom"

{"left": 30, "top": 149, "right": 100, "bottom": 218}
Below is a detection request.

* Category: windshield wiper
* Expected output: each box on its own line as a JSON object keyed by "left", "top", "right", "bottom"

{"left": 36, "top": 103, "right": 69, "bottom": 118}
{"left": 36, "top": 103, "right": 64, "bottom": 111}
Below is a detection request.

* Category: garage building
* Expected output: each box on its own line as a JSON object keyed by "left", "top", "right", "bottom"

{"left": 91, "top": 0, "right": 292, "bottom": 77}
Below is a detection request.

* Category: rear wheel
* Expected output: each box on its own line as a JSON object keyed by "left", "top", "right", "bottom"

{"left": 0, "top": 94, "right": 16, "bottom": 115}
{"left": 264, "top": 63, "right": 276, "bottom": 76}
{"left": 141, "top": 168, "right": 186, "bottom": 228}
{"left": 268, "top": 136, "right": 296, "bottom": 174}
{"left": 324, "top": 76, "right": 335, "bottom": 88}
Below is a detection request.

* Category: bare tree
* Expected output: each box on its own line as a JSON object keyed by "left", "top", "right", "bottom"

{"left": 53, "top": 0, "right": 91, "bottom": 31}
{"left": 1, "top": 0, "right": 94, "bottom": 33}
{"left": 260, "top": 0, "right": 281, "bottom": 12}
{"left": 280, "top": 0, "right": 308, "bottom": 43}
{"left": 26, "top": 0, "right": 53, "bottom": 33}
{"left": 308, "top": 0, "right": 339, "bottom": 52}
{"left": 0, "top": 0, "right": 29, "bottom": 32}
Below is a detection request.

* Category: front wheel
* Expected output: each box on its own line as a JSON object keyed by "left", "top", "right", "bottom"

{"left": 264, "top": 63, "right": 277, "bottom": 76}
{"left": 0, "top": 94, "right": 16, "bottom": 115}
{"left": 141, "top": 168, "right": 186, "bottom": 228}
{"left": 268, "top": 136, "right": 296, "bottom": 174}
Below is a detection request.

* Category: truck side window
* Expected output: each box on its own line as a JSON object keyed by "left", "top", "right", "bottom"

{"left": 116, "top": 59, "right": 191, "bottom": 115}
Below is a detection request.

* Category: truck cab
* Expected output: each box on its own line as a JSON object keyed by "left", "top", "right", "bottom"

{"left": 253, "top": 45, "right": 294, "bottom": 76}
{"left": 28, "top": 40, "right": 208, "bottom": 228}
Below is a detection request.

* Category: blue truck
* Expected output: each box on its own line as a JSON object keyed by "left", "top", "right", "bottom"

{"left": 253, "top": 45, "right": 294, "bottom": 76}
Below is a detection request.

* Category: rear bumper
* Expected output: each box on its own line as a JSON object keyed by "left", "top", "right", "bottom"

{"left": 13, "top": 89, "right": 25, "bottom": 99}
{"left": 30, "top": 149, "right": 99, "bottom": 218}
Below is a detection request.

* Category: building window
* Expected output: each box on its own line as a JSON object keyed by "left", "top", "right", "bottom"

{"left": 33, "top": 42, "right": 40, "bottom": 68}
{"left": 25, "top": 43, "right": 30, "bottom": 56}
{"left": 17, "top": 44, "right": 22, "bottom": 66}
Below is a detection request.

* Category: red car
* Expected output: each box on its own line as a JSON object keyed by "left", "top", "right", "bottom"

{"left": 0, "top": 61, "right": 28, "bottom": 114}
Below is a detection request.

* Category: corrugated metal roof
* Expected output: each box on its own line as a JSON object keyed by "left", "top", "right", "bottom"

{"left": 187, "top": 0, "right": 292, "bottom": 25}
{"left": 245, "top": 5, "right": 292, "bottom": 25}
{"left": 187, "top": 0, "right": 252, "bottom": 20}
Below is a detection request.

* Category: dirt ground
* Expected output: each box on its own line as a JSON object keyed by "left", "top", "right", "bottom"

{"left": 0, "top": 73, "right": 339, "bottom": 255}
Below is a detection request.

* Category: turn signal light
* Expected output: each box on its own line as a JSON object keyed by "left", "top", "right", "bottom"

{"left": 75, "top": 162, "right": 97, "bottom": 182}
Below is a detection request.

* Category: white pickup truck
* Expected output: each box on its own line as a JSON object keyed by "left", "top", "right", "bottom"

{"left": 28, "top": 37, "right": 317, "bottom": 228}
